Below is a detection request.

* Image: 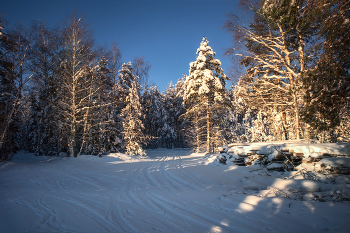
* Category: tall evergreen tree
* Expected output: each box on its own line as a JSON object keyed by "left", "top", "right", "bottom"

{"left": 174, "top": 75, "right": 187, "bottom": 147}
{"left": 159, "top": 82, "right": 179, "bottom": 149}
{"left": 302, "top": 0, "right": 350, "bottom": 132}
{"left": 183, "top": 37, "right": 230, "bottom": 152}
{"left": 141, "top": 84, "right": 166, "bottom": 148}
{"left": 121, "top": 66, "right": 146, "bottom": 156}
{"left": 115, "top": 62, "right": 134, "bottom": 110}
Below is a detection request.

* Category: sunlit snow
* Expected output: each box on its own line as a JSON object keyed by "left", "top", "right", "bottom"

{"left": 1, "top": 148, "right": 350, "bottom": 232}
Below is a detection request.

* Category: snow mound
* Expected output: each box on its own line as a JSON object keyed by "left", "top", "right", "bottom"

{"left": 223, "top": 141, "right": 350, "bottom": 157}
{"left": 214, "top": 141, "right": 350, "bottom": 166}
{"left": 319, "top": 158, "right": 350, "bottom": 168}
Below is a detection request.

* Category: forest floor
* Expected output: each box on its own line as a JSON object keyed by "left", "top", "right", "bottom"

{"left": 1, "top": 148, "right": 350, "bottom": 233}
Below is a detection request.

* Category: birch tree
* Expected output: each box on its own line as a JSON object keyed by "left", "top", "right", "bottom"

{"left": 57, "top": 13, "right": 95, "bottom": 157}
{"left": 0, "top": 22, "right": 33, "bottom": 160}
{"left": 132, "top": 56, "right": 151, "bottom": 88}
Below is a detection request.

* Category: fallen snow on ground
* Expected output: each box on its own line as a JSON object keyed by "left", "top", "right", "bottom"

{"left": 1, "top": 148, "right": 350, "bottom": 233}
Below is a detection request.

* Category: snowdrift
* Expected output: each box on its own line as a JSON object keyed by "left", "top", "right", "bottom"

{"left": 210, "top": 141, "right": 350, "bottom": 203}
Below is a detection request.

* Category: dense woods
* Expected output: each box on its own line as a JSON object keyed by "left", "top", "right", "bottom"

{"left": 0, "top": 0, "right": 349, "bottom": 161}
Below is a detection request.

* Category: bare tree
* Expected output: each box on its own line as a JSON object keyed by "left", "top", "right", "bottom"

{"left": 57, "top": 12, "right": 95, "bottom": 157}
{"left": 26, "top": 21, "right": 60, "bottom": 156}
{"left": 132, "top": 56, "right": 151, "bottom": 88}
{"left": 0, "top": 22, "right": 34, "bottom": 159}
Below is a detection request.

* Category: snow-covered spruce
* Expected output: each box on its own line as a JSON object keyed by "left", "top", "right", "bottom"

{"left": 120, "top": 63, "right": 146, "bottom": 156}
{"left": 183, "top": 36, "right": 230, "bottom": 152}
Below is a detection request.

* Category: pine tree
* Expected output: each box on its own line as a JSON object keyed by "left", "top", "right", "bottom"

{"left": 159, "top": 82, "right": 180, "bottom": 149}
{"left": 115, "top": 62, "right": 134, "bottom": 110}
{"left": 96, "top": 56, "right": 121, "bottom": 153}
{"left": 121, "top": 70, "right": 146, "bottom": 156}
{"left": 174, "top": 75, "right": 187, "bottom": 147}
{"left": 141, "top": 84, "right": 166, "bottom": 148}
{"left": 183, "top": 37, "right": 230, "bottom": 152}
{"left": 302, "top": 0, "right": 350, "bottom": 133}
{"left": 225, "top": 0, "right": 320, "bottom": 140}
{"left": 158, "top": 122, "right": 177, "bottom": 149}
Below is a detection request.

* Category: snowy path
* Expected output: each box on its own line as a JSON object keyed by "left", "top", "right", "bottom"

{"left": 1, "top": 149, "right": 350, "bottom": 233}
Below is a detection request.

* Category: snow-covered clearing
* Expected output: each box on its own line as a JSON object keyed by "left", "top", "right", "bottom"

{"left": 1, "top": 148, "right": 350, "bottom": 233}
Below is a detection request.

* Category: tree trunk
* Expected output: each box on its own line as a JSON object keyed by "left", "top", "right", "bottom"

{"left": 195, "top": 112, "right": 200, "bottom": 152}
{"left": 296, "top": 34, "right": 305, "bottom": 140}
{"left": 278, "top": 80, "right": 288, "bottom": 140}
{"left": 0, "top": 103, "right": 17, "bottom": 151}
{"left": 78, "top": 105, "right": 89, "bottom": 156}
{"left": 207, "top": 101, "right": 211, "bottom": 153}
{"left": 70, "top": 71, "right": 77, "bottom": 157}
{"left": 70, "top": 118, "right": 77, "bottom": 157}
{"left": 294, "top": 94, "right": 300, "bottom": 140}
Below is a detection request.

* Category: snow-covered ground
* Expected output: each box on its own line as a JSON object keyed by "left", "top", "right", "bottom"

{"left": 1, "top": 148, "right": 350, "bottom": 233}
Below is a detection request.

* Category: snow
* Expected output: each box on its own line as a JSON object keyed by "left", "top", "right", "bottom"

{"left": 1, "top": 148, "right": 350, "bottom": 232}
{"left": 266, "top": 163, "right": 285, "bottom": 170}
{"left": 319, "top": 158, "right": 350, "bottom": 168}
{"left": 225, "top": 141, "right": 350, "bottom": 158}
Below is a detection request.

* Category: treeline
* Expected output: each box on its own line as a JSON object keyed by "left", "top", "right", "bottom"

{"left": 1, "top": 0, "right": 349, "bottom": 161}
{"left": 180, "top": 0, "right": 349, "bottom": 153}
{"left": 0, "top": 12, "right": 187, "bottom": 160}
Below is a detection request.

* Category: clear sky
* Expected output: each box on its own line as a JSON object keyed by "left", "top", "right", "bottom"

{"left": 1, "top": 0, "right": 240, "bottom": 91}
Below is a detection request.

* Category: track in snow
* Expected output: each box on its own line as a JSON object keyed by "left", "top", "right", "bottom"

{"left": 1, "top": 149, "right": 349, "bottom": 233}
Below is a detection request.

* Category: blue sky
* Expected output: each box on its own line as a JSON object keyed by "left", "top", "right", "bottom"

{"left": 2, "top": 0, "right": 240, "bottom": 91}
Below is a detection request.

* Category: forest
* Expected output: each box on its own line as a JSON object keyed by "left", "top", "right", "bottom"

{"left": 0, "top": 0, "right": 349, "bottom": 161}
